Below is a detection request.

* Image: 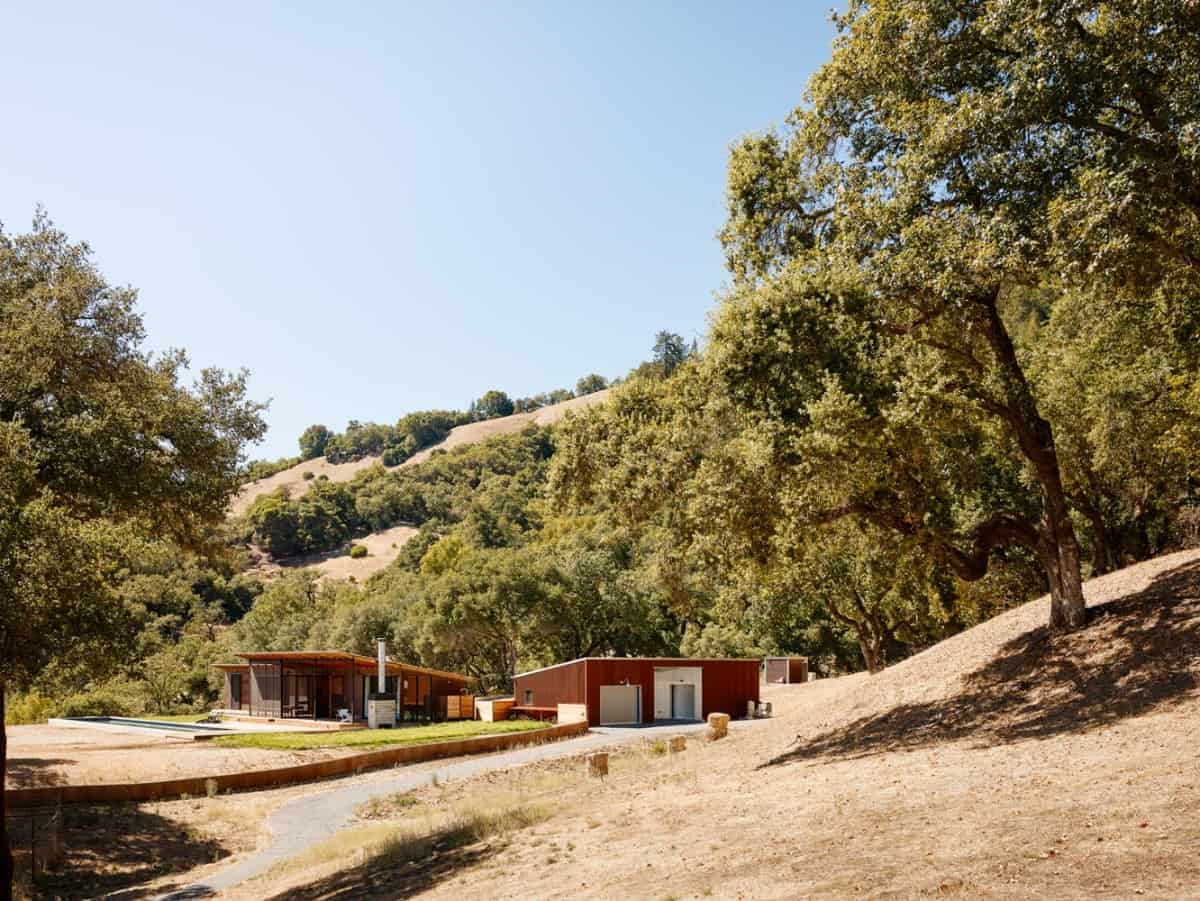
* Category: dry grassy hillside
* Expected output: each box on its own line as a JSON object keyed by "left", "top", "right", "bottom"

{"left": 235, "top": 390, "right": 612, "bottom": 581}
{"left": 239, "top": 549, "right": 1200, "bottom": 899}
{"left": 244, "top": 524, "right": 421, "bottom": 583}
{"left": 230, "top": 390, "right": 610, "bottom": 517}
{"left": 401, "top": 389, "right": 610, "bottom": 468}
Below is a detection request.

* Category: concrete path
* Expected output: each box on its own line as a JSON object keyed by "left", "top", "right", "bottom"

{"left": 161, "top": 721, "right": 744, "bottom": 898}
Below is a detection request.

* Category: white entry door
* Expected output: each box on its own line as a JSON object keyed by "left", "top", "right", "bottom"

{"left": 653, "top": 667, "right": 703, "bottom": 721}
{"left": 598, "top": 685, "right": 640, "bottom": 725}
{"left": 670, "top": 683, "right": 696, "bottom": 720}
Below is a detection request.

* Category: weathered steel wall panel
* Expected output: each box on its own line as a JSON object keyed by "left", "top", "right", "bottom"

{"left": 595, "top": 659, "right": 756, "bottom": 724}
{"left": 512, "top": 660, "right": 587, "bottom": 709}
{"left": 765, "top": 658, "right": 790, "bottom": 684}
{"left": 222, "top": 667, "right": 250, "bottom": 710}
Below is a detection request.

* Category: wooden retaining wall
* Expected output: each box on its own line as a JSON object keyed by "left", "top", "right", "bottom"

{"left": 6, "top": 721, "right": 588, "bottom": 810}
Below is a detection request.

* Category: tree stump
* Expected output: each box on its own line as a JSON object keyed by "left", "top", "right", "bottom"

{"left": 587, "top": 752, "right": 609, "bottom": 778}
{"left": 668, "top": 735, "right": 686, "bottom": 753}
{"left": 706, "top": 712, "right": 729, "bottom": 741}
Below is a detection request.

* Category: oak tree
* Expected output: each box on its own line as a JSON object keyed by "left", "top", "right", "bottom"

{"left": 0, "top": 215, "right": 265, "bottom": 894}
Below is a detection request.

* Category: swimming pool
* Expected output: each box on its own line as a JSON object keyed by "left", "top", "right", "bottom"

{"left": 59, "top": 716, "right": 231, "bottom": 734}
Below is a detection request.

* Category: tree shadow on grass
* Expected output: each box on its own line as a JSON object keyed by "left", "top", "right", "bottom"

{"left": 762, "top": 557, "right": 1200, "bottom": 768}
{"left": 10, "top": 804, "right": 231, "bottom": 900}
{"left": 6, "top": 758, "right": 73, "bottom": 787}
{"left": 267, "top": 813, "right": 538, "bottom": 901}
{"left": 270, "top": 842, "right": 506, "bottom": 901}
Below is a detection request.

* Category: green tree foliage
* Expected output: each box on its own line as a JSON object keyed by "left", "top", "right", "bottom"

{"left": 549, "top": 347, "right": 1035, "bottom": 674}
{"left": 233, "top": 570, "right": 334, "bottom": 652}
{"left": 574, "top": 373, "right": 608, "bottom": 396}
{"left": 324, "top": 419, "right": 397, "bottom": 463}
{"left": 774, "top": 525, "right": 950, "bottom": 674}
{"left": 472, "top": 390, "right": 515, "bottom": 420}
{"left": 651, "top": 331, "right": 689, "bottom": 377}
{"left": 241, "top": 426, "right": 555, "bottom": 559}
{"left": 298, "top": 423, "right": 332, "bottom": 460}
{"left": 513, "top": 388, "right": 574, "bottom": 413}
{"left": 316, "top": 410, "right": 465, "bottom": 467}
{"left": 0, "top": 214, "right": 265, "bottom": 891}
{"left": 1019, "top": 285, "right": 1200, "bottom": 572}
{"left": 716, "top": 0, "right": 1200, "bottom": 630}
{"left": 679, "top": 622, "right": 764, "bottom": 660}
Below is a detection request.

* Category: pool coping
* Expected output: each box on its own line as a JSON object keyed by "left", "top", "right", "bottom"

{"left": 49, "top": 716, "right": 232, "bottom": 736}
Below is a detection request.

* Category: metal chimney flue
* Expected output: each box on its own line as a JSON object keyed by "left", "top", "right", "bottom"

{"left": 367, "top": 636, "right": 396, "bottom": 729}
{"left": 376, "top": 636, "right": 387, "bottom": 692}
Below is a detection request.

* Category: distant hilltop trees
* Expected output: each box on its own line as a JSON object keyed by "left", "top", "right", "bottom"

{"left": 242, "top": 330, "right": 693, "bottom": 480}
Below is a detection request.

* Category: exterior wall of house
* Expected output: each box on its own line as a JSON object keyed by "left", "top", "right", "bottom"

{"left": 222, "top": 667, "right": 251, "bottom": 711}
{"left": 218, "top": 655, "right": 474, "bottom": 721}
{"left": 249, "top": 662, "right": 282, "bottom": 717}
{"left": 513, "top": 658, "right": 760, "bottom": 725}
{"left": 765, "top": 657, "right": 809, "bottom": 684}
{"left": 585, "top": 659, "right": 759, "bottom": 724}
{"left": 512, "top": 659, "right": 587, "bottom": 709}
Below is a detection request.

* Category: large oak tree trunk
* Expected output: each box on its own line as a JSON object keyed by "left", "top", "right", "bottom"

{"left": 981, "top": 296, "right": 1088, "bottom": 630}
{"left": 1037, "top": 458, "right": 1088, "bottom": 630}
{"left": 2, "top": 682, "right": 13, "bottom": 901}
{"left": 856, "top": 633, "right": 885, "bottom": 675}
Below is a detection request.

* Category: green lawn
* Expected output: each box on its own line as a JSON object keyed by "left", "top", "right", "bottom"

{"left": 210, "top": 719, "right": 547, "bottom": 751}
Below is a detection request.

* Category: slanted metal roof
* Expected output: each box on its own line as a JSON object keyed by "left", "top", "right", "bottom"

{"left": 213, "top": 650, "right": 474, "bottom": 682}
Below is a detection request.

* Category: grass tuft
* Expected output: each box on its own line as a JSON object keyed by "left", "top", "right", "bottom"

{"left": 375, "top": 804, "right": 549, "bottom": 867}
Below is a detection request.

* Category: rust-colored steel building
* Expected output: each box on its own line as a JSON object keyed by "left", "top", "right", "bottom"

{"left": 764, "top": 656, "right": 809, "bottom": 684}
{"left": 512, "top": 657, "right": 760, "bottom": 726}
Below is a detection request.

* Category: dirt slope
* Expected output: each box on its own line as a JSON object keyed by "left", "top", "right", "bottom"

{"left": 242, "top": 549, "right": 1200, "bottom": 899}
{"left": 309, "top": 525, "right": 420, "bottom": 581}
{"left": 231, "top": 390, "right": 610, "bottom": 516}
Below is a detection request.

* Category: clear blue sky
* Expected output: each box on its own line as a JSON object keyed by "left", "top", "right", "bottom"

{"left": 3, "top": 2, "right": 838, "bottom": 459}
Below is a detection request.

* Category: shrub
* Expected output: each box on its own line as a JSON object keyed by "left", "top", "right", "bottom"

{"left": 350, "top": 543, "right": 368, "bottom": 559}
{"left": 302, "top": 470, "right": 315, "bottom": 481}
{"left": 381, "top": 447, "right": 404, "bottom": 467}
{"left": 61, "top": 690, "right": 131, "bottom": 718}
{"left": 5, "top": 691, "right": 59, "bottom": 725}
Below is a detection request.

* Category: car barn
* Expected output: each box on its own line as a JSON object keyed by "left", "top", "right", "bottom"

{"left": 511, "top": 657, "right": 760, "bottom": 726}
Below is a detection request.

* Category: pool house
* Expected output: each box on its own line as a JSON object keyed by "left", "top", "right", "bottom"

{"left": 214, "top": 650, "right": 475, "bottom": 724}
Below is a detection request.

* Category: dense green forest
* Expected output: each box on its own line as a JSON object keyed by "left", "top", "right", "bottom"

{"left": 6, "top": 0, "right": 1200, "bottom": 730}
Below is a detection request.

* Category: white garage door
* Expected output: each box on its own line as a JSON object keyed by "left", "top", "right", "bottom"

{"left": 598, "top": 685, "right": 640, "bottom": 725}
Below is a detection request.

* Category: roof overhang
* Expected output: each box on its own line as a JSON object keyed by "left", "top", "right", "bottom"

{"left": 211, "top": 650, "right": 475, "bottom": 682}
